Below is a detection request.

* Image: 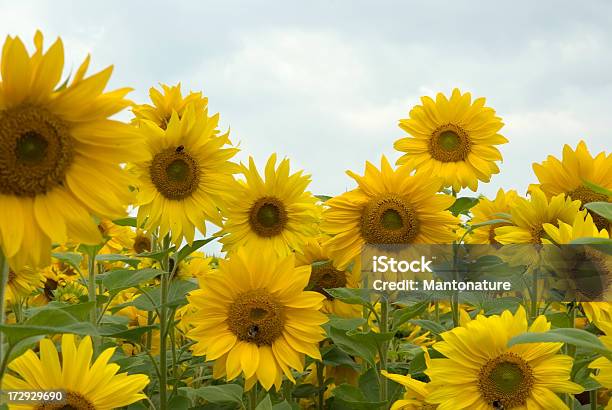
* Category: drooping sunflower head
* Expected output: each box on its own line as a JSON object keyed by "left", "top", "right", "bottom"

{"left": 321, "top": 156, "right": 460, "bottom": 269}
{"left": 495, "top": 188, "right": 584, "bottom": 245}
{"left": 0, "top": 31, "right": 143, "bottom": 269}
{"left": 133, "top": 103, "right": 239, "bottom": 245}
{"left": 426, "top": 306, "right": 583, "bottom": 409}
{"left": 295, "top": 237, "right": 361, "bottom": 318}
{"left": 2, "top": 334, "right": 150, "bottom": 409}
{"left": 132, "top": 83, "right": 210, "bottom": 130}
{"left": 185, "top": 246, "right": 327, "bottom": 391}
{"left": 394, "top": 88, "right": 507, "bottom": 192}
{"left": 532, "top": 141, "right": 611, "bottom": 230}
{"left": 219, "top": 154, "right": 320, "bottom": 256}
{"left": 465, "top": 188, "right": 520, "bottom": 245}
{"left": 5, "top": 265, "right": 44, "bottom": 304}
{"left": 132, "top": 228, "right": 153, "bottom": 255}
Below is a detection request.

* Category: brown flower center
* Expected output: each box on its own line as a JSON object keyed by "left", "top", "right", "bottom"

{"left": 429, "top": 123, "right": 471, "bottom": 162}
{"left": 310, "top": 260, "right": 347, "bottom": 299}
{"left": 479, "top": 352, "right": 535, "bottom": 409}
{"left": 36, "top": 391, "right": 95, "bottom": 410}
{"left": 149, "top": 146, "right": 200, "bottom": 200}
{"left": 133, "top": 234, "right": 152, "bottom": 254}
{"left": 0, "top": 105, "right": 74, "bottom": 196}
{"left": 568, "top": 186, "right": 610, "bottom": 231}
{"left": 361, "top": 194, "right": 419, "bottom": 244}
{"left": 227, "top": 289, "right": 285, "bottom": 346}
{"left": 248, "top": 197, "right": 288, "bottom": 237}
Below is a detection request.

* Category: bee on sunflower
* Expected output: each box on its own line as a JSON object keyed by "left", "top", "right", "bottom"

{"left": 394, "top": 88, "right": 507, "bottom": 192}
{"left": 0, "top": 31, "right": 143, "bottom": 269}
{"left": 185, "top": 246, "right": 327, "bottom": 391}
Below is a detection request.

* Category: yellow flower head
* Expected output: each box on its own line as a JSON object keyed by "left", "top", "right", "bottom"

{"left": 382, "top": 365, "right": 431, "bottom": 410}
{"left": 0, "top": 31, "right": 143, "bottom": 269}
{"left": 132, "top": 83, "right": 210, "bottom": 130}
{"left": 2, "top": 334, "right": 150, "bottom": 409}
{"left": 185, "top": 246, "right": 327, "bottom": 391}
{"left": 589, "top": 323, "right": 612, "bottom": 391}
{"left": 5, "top": 265, "right": 44, "bottom": 304}
{"left": 426, "top": 306, "right": 583, "bottom": 409}
{"left": 465, "top": 188, "right": 519, "bottom": 245}
{"left": 219, "top": 154, "right": 320, "bottom": 256}
{"left": 395, "top": 88, "right": 507, "bottom": 192}
{"left": 321, "top": 156, "right": 459, "bottom": 269}
{"left": 133, "top": 103, "right": 239, "bottom": 245}
{"left": 532, "top": 141, "right": 611, "bottom": 230}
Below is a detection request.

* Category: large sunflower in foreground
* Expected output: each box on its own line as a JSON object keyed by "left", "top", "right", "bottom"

{"left": 0, "top": 32, "right": 142, "bottom": 268}
{"left": 465, "top": 188, "right": 519, "bottom": 244}
{"left": 495, "top": 188, "right": 583, "bottom": 245}
{"left": 2, "top": 334, "right": 149, "bottom": 410}
{"left": 394, "top": 88, "right": 507, "bottom": 192}
{"left": 425, "top": 306, "right": 583, "bottom": 409}
{"left": 219, "top": 154, "right": 320, "bottom": 256}
{"left": 295, "top": 237, "right": 361, "bottom": 318}
{"left": 185, "top": 247, "right": 327, "bottom": 391}
{"left": 132, "top": 83, "right": 210, "bottom": 130}
{"left": 532, "top": 141, "right": 611, "bottom": 230}
{"left": 321, "top": 156, "right": 459, "bottom": 269}
{"left": 132, "top": 104, "right": 239, "bottom": 245}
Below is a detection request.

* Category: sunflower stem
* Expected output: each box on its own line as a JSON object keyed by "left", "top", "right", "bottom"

{"left": 248, "top": 383, "right": 258, "bottom": 410}
{"left": 316, "top": 357, "right": 325, "bottom": 410}
{"left": 451, "top": 242, "right": 460, "bottom": 327}
{"left": 590, "top": 389, "right": 597, "bottom": 410}
{"left": 159, "top": 234, "right": 171, "bottom": 410}
{"left": 0, "top": 248, "right": 9, "bottom": 388}
{"left": 85, "top": 246, "right": 101, "bottom": 353}
{"left": 530, "top": 268, "right": 539, "bottom": 321}
{"left": 379, "top": 295, "right": 389, "bottom": 403}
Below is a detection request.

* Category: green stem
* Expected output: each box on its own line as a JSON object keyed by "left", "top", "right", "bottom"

{"left": 530, "top": 268, "right": 539, "bottom": 321}
{"left": 316, "top": 358, "right": 325, "bottom": 410}
{"left": 158, "top": 235, "right": 171, "bottom": 410}
{"left": 590, "top": 389, "right": 597, "bottom": 410}
{"left": 248, "top": 383, "right": 258, "bottom": 410}
{"left": 451, "top": 243, "right": 460, "bottom": 327}
{"left": 379, "top": 296, "right": 389, "bottom": 403}
{"left": 0, "top": 249, "right": 9, "bottom": 389}
{"left": 87, "top": 248, "right": 100, "bottom": 353}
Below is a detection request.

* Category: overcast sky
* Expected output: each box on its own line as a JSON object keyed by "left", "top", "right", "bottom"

{"left": 2, "top": 0, "right": 610, "bottom": 201}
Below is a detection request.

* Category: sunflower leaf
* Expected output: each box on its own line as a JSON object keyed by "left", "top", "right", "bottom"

{"left": 331, "top": 384, "right": 386, "bottom": 409}
{"left": 508, "top": 328, "right": 612, "bottom": 360}
{"left": 112, "top": 216, "right": 139, "bottom": 227}
{"left": 103, "top": 268, "right": 161, "bottom": 293}
{"left": 174, "top": 237, "right": 217, "bottom": 264}
{"left": 448, "top": 197, "right": 479, "bottom": 216}
{"left": 179, "top": 384, "right": 243, "bottom": 404}
{"left": 583, "top": 202, "right": 612, "bottom": 221}
{"left": 583, "top": 180, "right": 612, "bottom": 197}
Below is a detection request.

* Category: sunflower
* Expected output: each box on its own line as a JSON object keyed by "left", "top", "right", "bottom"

{"left": 97, "top": 219, "right": 135, "bottom": 255}
{"left": 132, "top": 83, "right": 210, "bottom": 130}
{"left": 589, "top": 322, "right": 612, "bottom": 410}
{"left": 532, "top": 141, "right": 611, "bottom": 230}
{"left": 132, "top": 103, "right": 239, "bottom": 246}
{"left": 219, "top": 154, "right": 320, "bottom": 256}
{"left": 465, "top": 189, "right": 519, "bottom": 245}
{"left": 381, "top": 369, "right": 431, "bottom": 410}
{"left": 5, "top": 265, "right": 44, "bottom": 303}
{"left": 542, "top": 213, "right": 611, "bottom": 325}
{"left": 425, "top": 306, "right": 583, "bottom": 409}
{"left": 295, "top": 237, "right": 361, "bottom": 318}
{"left": 131, "top": 228, "right": 153, "bottom": 254}
{"left": 394, "top": 88, "right": 507, "bottom": 192}
{"left": 0, "top": 32, "right": 142, "bottom": 269}
{"left": 2, "top": 334, "right": 149, "bottom": 409}
{"left": 185, "top": 247, "right": 327, "bottom": 391}
{"left": 321, "top": 156, "right": 459, "bottom": 269}
{"left": 495, "top": 188, "right": 584, "bottom": 245}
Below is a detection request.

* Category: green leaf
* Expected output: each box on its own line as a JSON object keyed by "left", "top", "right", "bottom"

{"left": 328, "top": 327, "right": 378, "bottom": 368}
{"left": 325, "top": 288, "right": 372, "bottom": 305}
{"left": 7, "top": 335, "right": 44, "bottom": 362}
{"left": 272, "top": 401, "right": 294, "bottom": 410}
{"left": 95, "top": 254, "right": 140, "bottom": 268}
{"left": 470, "top": 218, "right": 512, "bottom": 229}
{"left": 508, "top": 329, "right": 612, "bottom": 360}
{"left": 322, "top": 345, "right": 360, "bottom": 370}
{"left": 292, "top": 383, "right": 320, "bottom": 398}
{"left": 569, "top": 237, "right": 612, "bottom": 247}
{"left": 331, "top": 384, "right": 385, "bottom": 409}
{"left": 583, "top": 180, "right": 612, "bottom": 197}
{"left": 133, "top": 280, "right": 198, "bottom": 311}
{"left": 167, "top": 395, "right": 190, "bottom": 410}
{"left": 100, "top": 324, "right": 158, "bottom": 343}
{"left": 179, "top": 384, "right": 243, "bottom": 404}
{"left": 409, "top": 319, "right": 446, "bottom": 335}
{"left": 0, "top": 309, "right": 98, "bottom": 345}
{"left": 51, "top": 252, "right": 83, "bottom": 272}
{"left": 392, "top": 301, "right": 428, "bottom": 331}
{"left": 135, "top": 247, "right": 175, "bottom": 263}
{"left": 103, "top": 268, "right": 160, "bottom": 293}
{"left": 27, "top": 301, "right": 95, "bottom": 322}
{"left": 448, "top": 197, "right": 479, "bottom": 216}
{"left": 112, "top": 217, "right": 139, "bottom": 227}
{"left": 175, "top": 237, "right": 216, "bottom": 264}
{"left": 316, "top": 195, "right": 333, "bottom": 202}
{"left": 584, "top": 202, "right": 612, "bottom": 221}
{"left": 256, "top": 394, "right": 273, "bottom": 410}
{"left": 325, "top": 315, "right": 366, "bottom": 331}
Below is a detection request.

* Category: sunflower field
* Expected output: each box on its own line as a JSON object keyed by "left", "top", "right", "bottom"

{"left": 0, "top": 31, "right": 611, "bottom": 410}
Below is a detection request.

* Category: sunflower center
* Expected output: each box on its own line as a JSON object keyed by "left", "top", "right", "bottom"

{"left": 567, "top": 248, "right": 609, "bottom": 301}
{"left": 568, "top": 186, "right": 610, "bottom": 231}
{"left": 248, "top": 197, "right": 288, "bottom": 237}
{"left": 0, "top": 105, "right": 74, "bottom": 197}
{"left": 361, "top": 194, "right": 419, "bottom": 244}
{"left": 7, "top": 269, "right": 16, "bottom": 284}
{"left": 227, "top": 288, "right": 285, "bottom": 346}
{"left": 479, "top": 352, "right": 535, "bottom": 408}
{"left": 134, "top": 234, "right": 152, "bottom": 254}
{"left": 149, "top": 147, "right": 200, "bottom": 200}
{"left": 310, "top": 260, "right": 347, "bottom": 299}
{"left": 429, "top": 124, "right": 471, "bottom": 162}
{"left": 36, "top": 391, "right": 95, "bottom": 410}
